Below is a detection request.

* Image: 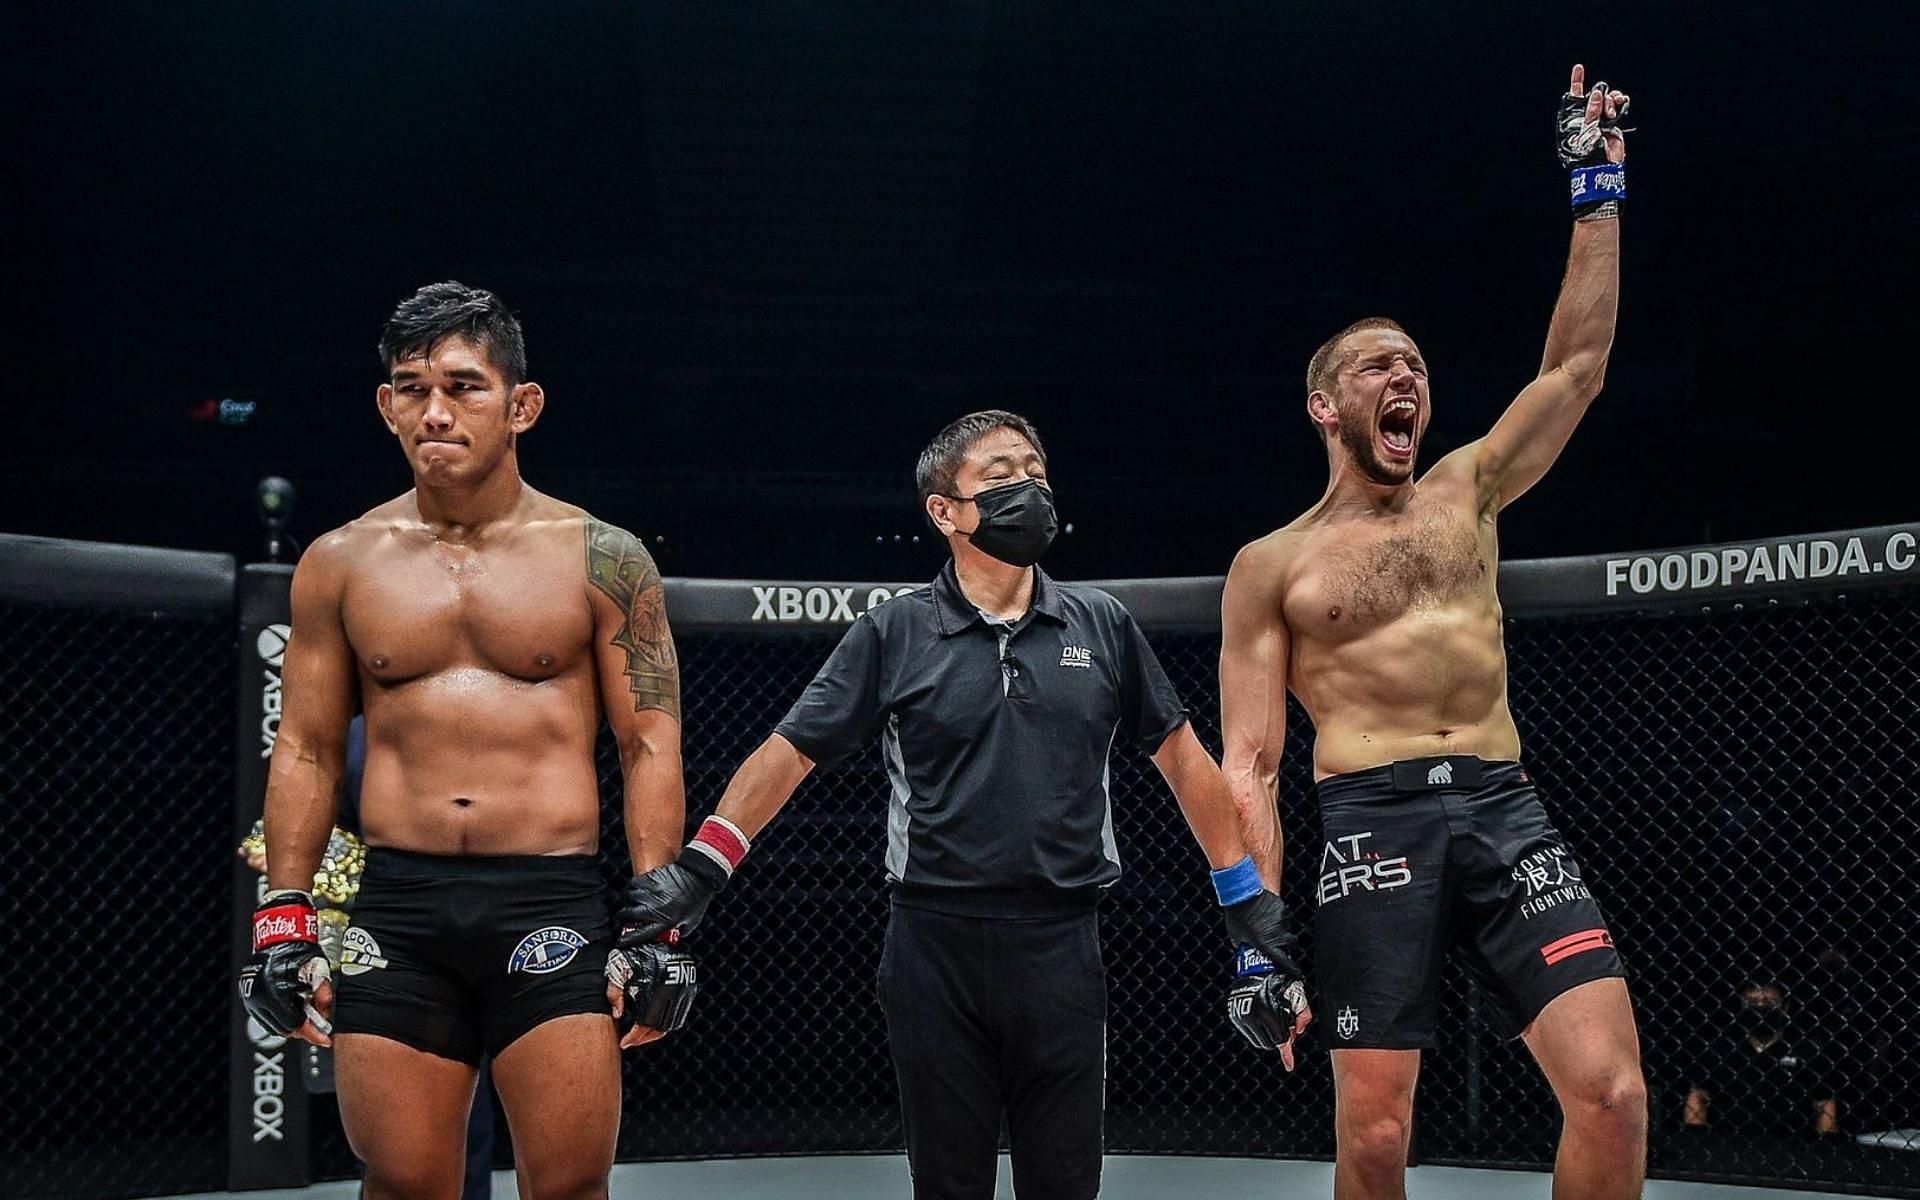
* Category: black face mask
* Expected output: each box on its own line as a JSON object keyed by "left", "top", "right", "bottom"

{"left": 952, "top": 478, "right": 1058, "bottom": 567}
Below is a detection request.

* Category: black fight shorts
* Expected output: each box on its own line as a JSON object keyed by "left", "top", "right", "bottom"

{"left": 1312, "top": 757, "right": 1625, "bottom": 1050}
{"left": 330, "top": 848, "right": 614, "bottom": 1064}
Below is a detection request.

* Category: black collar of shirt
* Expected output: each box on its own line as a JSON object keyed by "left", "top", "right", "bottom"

{"left": 933, "top": 559, "right": 1068, "bottom": 637}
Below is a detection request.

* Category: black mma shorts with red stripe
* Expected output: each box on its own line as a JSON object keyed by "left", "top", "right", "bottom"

{"left": 1311, "top": 756, "right": 1626, "bottom": 1050}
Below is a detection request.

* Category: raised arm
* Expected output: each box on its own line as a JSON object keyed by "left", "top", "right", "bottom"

{"left": 264, "top": 537, "right": 359, "bottom": 894}
{"left": 1476, "top": 65, "right": 1630, "bottom": 509}
{"left": 1218, "top": 538, "right": 1292, "bottom": 893}
{"left": 586, "top": 519, "right": 686, "bottom": 876}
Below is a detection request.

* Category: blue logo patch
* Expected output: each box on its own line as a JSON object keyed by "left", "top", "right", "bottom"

{"left": 1235, "top": 945, "right": 1275, "bottom": 977}
{"left": 508, "top": 926, "right": 587, "bottom": 975}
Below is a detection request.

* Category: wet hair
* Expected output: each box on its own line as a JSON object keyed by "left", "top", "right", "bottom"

{"left": 378, "top": 281, "right": 526, "bottom": 385}
{"left": 914, "top": 410, "right": 1048, "bottom": 510}
{"left": 1305, "top": 317, "right": 1409, "bottom": 438}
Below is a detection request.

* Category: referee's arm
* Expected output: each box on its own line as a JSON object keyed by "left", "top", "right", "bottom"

{"left": 1152, "top": 722, "right": 1253, "bottom": 870}
{"left": 713, "top": 614, "right": 886, "bottom": 840}
{"left": 1115, "top": 603, "right": 1252, "bottom": 871}
{"left": 712, "top": 733, "right": 816, "bottom": 840}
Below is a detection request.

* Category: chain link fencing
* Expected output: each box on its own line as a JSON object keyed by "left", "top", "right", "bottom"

{"left": 0, "top": 583, "right": 237, "bottom": 1200}
{"left": 3, "top": 529, "right": 1915, "bottom": 1198}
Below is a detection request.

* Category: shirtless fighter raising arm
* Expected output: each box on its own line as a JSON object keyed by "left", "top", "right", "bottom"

{"left": 237, "top": 283, "right": 687, "bottom": 1200}
{"left": 1221, "top": 69, "right": 1646, "bottom": 1199}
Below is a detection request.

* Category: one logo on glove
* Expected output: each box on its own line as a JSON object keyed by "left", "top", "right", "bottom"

{"left": 1337, "top": 1006, "right": 1360, "bottom": 1040}
{"left": 509, "top": 926, "right": 587, "bottom": 975}
{"left": 340, "top": 926, "right": 389, "bottom": 976}
{"left": 1235, "top": 945, "right": 1275, "bottom": 976}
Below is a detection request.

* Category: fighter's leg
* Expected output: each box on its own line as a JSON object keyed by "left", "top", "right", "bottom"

{"left": 1523, "top": 977, "right": 1647, "bottom": 1200}
{"left": 1456, "top": 773, "right": 1643, "bottom": 1197}
{"left": 1312, "top": 782, "right": 1453, "bottom": 1199}
{"left": 335, "top": 1033, "right": 481, "bottom": 1200}
{"left": 490, "top": 1012, "right": 622, "bottom": 1200}
{"left": 1330, "top": 1048, "right": 1421, "bottom": 1200}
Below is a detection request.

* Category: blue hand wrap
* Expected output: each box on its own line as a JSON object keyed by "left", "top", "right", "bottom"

{"left": 1569, "top": 163, "right": 1626, "bottom": 211}
{"left": 1210, "top": 854, "right": 1263, "bottom": 906}
{"left": 1235, "top": 944, "right": 1275, "bottom": 977}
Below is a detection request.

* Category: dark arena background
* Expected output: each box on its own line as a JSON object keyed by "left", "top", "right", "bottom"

{"left": 5, "top": 3, "right": 1918, "bottom": 1199}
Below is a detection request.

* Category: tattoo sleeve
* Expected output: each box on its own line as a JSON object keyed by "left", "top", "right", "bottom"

{"left": 585, "top": 519, "right": 681, "bottom": 719}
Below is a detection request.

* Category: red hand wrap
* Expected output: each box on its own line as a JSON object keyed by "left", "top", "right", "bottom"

{"left": 691, "top": 816, "right": 749, "bottom": 872}
{"left": 252, "top": 901, "right": 319, "bottom": 951}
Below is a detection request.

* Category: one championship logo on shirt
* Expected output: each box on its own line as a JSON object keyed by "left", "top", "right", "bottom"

{"left": 509, "top": 927, "right": 588, "bottom": 975}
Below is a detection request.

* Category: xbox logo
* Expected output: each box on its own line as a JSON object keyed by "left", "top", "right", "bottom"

{"left": 256, "top": 624, "right": 291, "bottom": 667}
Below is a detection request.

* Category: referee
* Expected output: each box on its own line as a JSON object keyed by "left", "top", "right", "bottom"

{"left": 617, "top": 411, "right": 1308, "bottom": 1199}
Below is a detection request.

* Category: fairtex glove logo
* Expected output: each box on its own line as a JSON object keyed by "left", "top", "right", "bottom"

{"left": 252, "top": 910, "right": 317, "bottom": 948}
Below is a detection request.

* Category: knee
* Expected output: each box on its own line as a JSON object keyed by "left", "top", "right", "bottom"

{"left": 1339, "top": 1110, "right": 1414, "bottom": 1173}
{"left": 1566, "top": 1068, "right": 1648, "bottom": 1144}
{"left": 517, "top": 1169, "right": 607, "bottom": 1200}
{"left": 360, "top": 1165, "right": 459, "bottom": 1200}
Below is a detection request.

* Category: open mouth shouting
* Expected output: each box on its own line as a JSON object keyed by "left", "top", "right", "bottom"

{"left": 1378, "top": 397, "right": 1418, "bottom": 461}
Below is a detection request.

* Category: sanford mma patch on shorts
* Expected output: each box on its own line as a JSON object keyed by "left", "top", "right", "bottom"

{"left": 1311, "top": 757, "right": 1624, "bottom": 1051}
{"left": 329, "top": 848, "right": 613, "bottom": 1064}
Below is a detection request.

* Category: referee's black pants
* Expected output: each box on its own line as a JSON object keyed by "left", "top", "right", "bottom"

{"left": 876, "top": 900, "right": 1107, "bottom": 1200}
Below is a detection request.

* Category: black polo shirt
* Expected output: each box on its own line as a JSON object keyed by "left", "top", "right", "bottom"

{"left": 774, "top": 561, "right": 1188, "bottom": 915}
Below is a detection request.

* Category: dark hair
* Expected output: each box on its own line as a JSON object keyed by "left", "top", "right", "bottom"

{"left": 378, "top": 281, "right": 527, "bottom": 385}
{"left": 915, "top": 410, "right": 1048, "bottom": 510}
{"left": 1304, "top": 316, "right": 1409, "bottom": 438}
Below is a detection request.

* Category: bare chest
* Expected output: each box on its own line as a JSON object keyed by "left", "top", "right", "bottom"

{"left": 343, "top": 538, "right": 591, "bottom": 684}
{"left": 1287, "top": 502, "right": 1493, "bottom": 636}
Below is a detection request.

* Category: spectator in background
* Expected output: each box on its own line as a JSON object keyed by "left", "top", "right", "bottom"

{"left": 241, "top": 714, "right": 501, "bottom": 1200}
{"left": 1804, "top": 938, "right": 1920, "bottom": 1149}
{"left": 1683, "top": 978, "right": 1840, "bottom": 1137}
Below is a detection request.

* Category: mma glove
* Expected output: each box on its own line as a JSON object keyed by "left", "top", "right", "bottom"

{"left": 238, "top": 889, "right": 331, "bottom": 1038}
{"left": 605, "top": 941, "right": 700, "bottom": 1036}
{"left": 607, "top": 816, "right": 751, "bottom": 1036}
{"left": 1227, "top": 965, "right": 1312, "bottom": 1053}
{"left": 1213, "top": 856, "right": 1312, "bottom": 1051}
{"left": 615, "top": 816, "right": 751, "bottom": 944}
{"left": 1556, "top": 79, "right": 1630, "bottom": 220}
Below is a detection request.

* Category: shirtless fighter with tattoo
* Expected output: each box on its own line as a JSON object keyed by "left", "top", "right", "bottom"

{"left": 1220, "top": 69, "right": 1648, "bottom": 1198}
{"left": 237, "top": 282, "right": 688, "bottom": 1200}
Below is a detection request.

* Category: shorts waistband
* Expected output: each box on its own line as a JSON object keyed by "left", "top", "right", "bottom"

{"left": 362, "top": 846, "right": 602, "bottom": 878}
{"left": 1315, "top": 756, "right": 1525, "bottom": 802}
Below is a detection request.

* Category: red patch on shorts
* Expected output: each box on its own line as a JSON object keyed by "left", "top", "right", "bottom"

{"left": 1540, "top": 927, "right": 1613, "bottom": 966}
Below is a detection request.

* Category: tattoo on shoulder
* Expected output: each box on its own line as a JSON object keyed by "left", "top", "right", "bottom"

{"left": 585, "top": 519, "right": 681, "bottom": 719}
